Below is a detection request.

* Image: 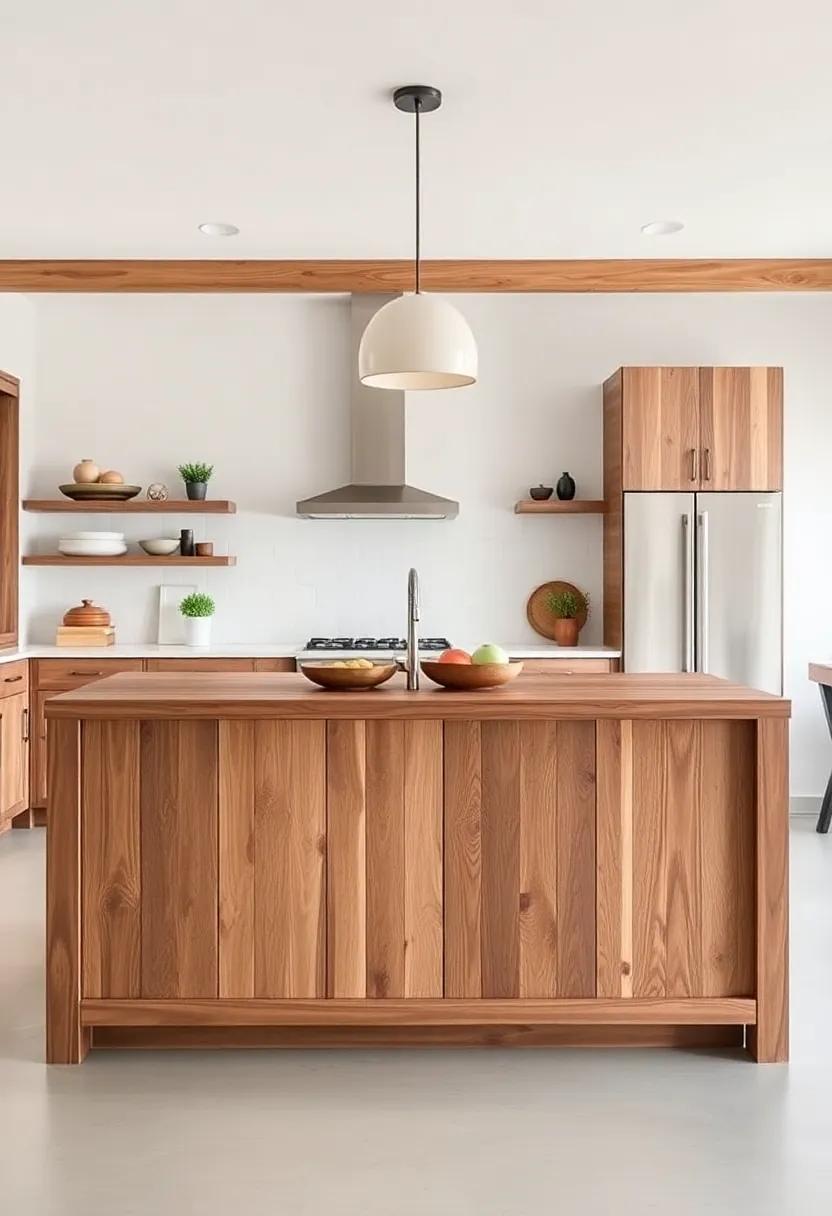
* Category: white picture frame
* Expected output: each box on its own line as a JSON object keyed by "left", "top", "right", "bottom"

{"left": 157, "top": 584, "right": 197, "bottom": 644}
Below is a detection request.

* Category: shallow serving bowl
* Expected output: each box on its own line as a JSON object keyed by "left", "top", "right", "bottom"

{"left": 57, "top": 538, "right": 128, "bottom": 557}
{"left": 139, "top": 538, "right": 180, "bottom": 556}
{"left": 59, "top": 483, "right": 141, "bottom": 502}
{"left": 421, "top": 660, "right": 524, "bottom": 690}
{"left": 299, "top": 662, "right": 397, "bottom": 691}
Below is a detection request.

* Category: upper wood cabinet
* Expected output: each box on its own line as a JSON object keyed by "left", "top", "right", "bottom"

{"left": 609, "top": 366, "right": 783, "bottom": 493}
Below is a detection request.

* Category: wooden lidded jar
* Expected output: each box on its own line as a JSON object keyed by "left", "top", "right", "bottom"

{"left": 62, "top": 599, "right": 111, "bottom": 628}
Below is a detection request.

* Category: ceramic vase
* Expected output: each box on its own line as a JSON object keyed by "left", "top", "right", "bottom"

{"left": 183, "top": 616, "right": 212, "bottom": 646}
{"left": 73, "top": 459, "right": 100, "bottom": 484}
{"left": 185, "top": 482, "right": 208, "bottom": 501}
{"left": 553, "top": 617, "right": 579, "bottom": 647}
{"left": 556, "top": 471, "right": 576, "bottom": 501}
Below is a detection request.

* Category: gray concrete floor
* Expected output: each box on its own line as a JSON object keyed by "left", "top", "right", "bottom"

{"left": 0, "top": 821, "right": 829, "bottom": 1215}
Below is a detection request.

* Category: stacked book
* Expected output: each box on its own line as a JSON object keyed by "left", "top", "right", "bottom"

{"left": 55, "top": 625, "right": 115, "bottom": 647}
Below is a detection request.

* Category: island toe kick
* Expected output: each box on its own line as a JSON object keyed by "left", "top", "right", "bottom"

{"left": 45, "top": 673, "right": 789, "bottom": 1063}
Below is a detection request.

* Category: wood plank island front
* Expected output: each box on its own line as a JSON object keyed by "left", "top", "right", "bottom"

{"left": 45, "top": 672, "right": 789, "bottom": 1063}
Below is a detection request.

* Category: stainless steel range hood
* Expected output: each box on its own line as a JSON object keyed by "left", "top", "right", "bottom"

{"left": 296, "top": 296, "right": 459, "bottom": 520}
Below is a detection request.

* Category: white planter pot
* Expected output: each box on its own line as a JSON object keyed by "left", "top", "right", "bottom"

{"left": 183, "top": 616, "right": 212, "bottom": 646}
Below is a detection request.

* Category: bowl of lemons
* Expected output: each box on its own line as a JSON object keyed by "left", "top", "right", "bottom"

{"left": 299, "top": 658, "right": 398, "bottom": 691}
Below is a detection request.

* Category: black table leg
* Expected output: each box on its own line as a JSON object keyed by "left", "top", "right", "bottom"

{"left": 817, "top": 684, "right": 832, "bottom": 834}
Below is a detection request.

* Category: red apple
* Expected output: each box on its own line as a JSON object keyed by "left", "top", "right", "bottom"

{"left": 438, "top": 648, "right": 472, "bottom": 664}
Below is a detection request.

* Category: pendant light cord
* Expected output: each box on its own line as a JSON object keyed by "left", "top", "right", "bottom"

{"left": 414, "top": 97, "right": 421, "bottom": 294}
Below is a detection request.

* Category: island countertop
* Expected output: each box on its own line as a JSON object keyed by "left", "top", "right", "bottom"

{"left": 45, "top": 670, "right": 790, "bottom": 720}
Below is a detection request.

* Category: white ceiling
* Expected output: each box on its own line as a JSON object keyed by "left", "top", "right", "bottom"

{"left": 4, "top": 0, "right": 831, "bottom": 258}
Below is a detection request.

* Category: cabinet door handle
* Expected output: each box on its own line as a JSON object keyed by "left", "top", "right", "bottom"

{"left": 3, "top": 673, "right": 23, "bottom": 683}
{"left": 22, "top": 707, "right": 29, "bottom": 742}
{"left": 689, "top": 448, "right": 698, "bottom": 482}
{"left": 703, "top": 448, "right": 712, "bottom": 482}
{"left": 70, "top": 670, "right": 102, "bottom": 677}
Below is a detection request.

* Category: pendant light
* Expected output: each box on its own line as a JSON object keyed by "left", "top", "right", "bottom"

{"left": 358, "top": 85, "right": 477, "bottom": 391}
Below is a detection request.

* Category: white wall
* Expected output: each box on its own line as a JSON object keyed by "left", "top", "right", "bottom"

{"left": 22, "top": 291, "right": 832, "bottom": 798}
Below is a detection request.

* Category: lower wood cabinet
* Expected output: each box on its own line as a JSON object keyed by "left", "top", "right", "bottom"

{"left": 0, "top": 691, "right": 28, "bottom": 824}
{"left": 78, "top": 716, "right": 755, "bottom": 1004}
{"left": 520, "top": 658, "right": 618, "bottom": 674}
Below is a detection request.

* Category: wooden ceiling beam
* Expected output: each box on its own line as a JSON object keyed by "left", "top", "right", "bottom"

{"left": 1, "top": 258, "right": 831, "bottom": 293}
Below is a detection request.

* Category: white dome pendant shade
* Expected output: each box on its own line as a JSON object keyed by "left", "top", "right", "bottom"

{"left": 358, "top": 293, "right": 477, "bottom": 390}
{"left": 359, "top": 84, "right": 477, "bottom": 392}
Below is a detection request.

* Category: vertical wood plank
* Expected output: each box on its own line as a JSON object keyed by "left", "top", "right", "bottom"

{"left": 82, "top": 720, "right": 141, "bottom": 998}
{"left": 46, "top": 718, "right": 88, "bottom": 1062}
{"left": 327, "top": 720, "right": 367, "bottom": 998}
{"left": 254, "top": 720, "right": 326, "bottom": 998}
{"left": 481, "top": 721, "right": 520, "bottom": 998}
{"left": 622, "top": 367, "right": 699, "bottom": 490}
{"left": 596, "top": 720, "right": 634, "bottom": 997}
{"left": 700, "top": 721, "right": 756, "bottom": 996}
{"left": 141, "top": 721, "right": 218, "bottom": 998}
{"left": 443, "top": 721, "right": 483, "bottom": 998}
{"left": 632, "top": 721, "right": 667, "bottom": 997}
{"left": 555, "top": 721, "right": 597, "bottom": 997}
{"left": 403, "top": 721, "right": 443, "bottom": 997}
{"left": 366, "top": 719, "right": 405, "bottom": 997}
{"left": 749, "top": 718, "right": 789, "bottom": 1062}
{"left": 518, "top": 722, "right": 558, "bottom": 998}
{"left": 664, "top": 721, "right": 703, "bottom": 997}
{"left": 218, "top": 721, "right": 255, "bottom": 998}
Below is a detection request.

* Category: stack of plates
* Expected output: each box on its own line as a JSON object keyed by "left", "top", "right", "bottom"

{"left": 58, "top": 531, "right": 127, "bottom": 557}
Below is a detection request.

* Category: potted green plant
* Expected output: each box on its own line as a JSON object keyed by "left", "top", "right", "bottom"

{"left": 546, "top": 587, "right": 588, "bottom": 647}
{"left": 178, "top": 462, "right": 214, "bottom": 501}
{"left": 180, "top": 592, "right": 215, "bottom": 646}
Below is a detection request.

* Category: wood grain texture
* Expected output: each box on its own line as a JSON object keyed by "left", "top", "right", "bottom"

{"left": 35, "top": 657, "right": 143, "bottom": 688}
{"left": 81, "top": 996, "right": 755, "bottom": 1027}
{"left": 46, "top": 718, "right": 89, "bottom": 1062}
{"left": 218, "top": 721, "right": 256, "bottom": 997}
{"left": 46, "top": 671, "right": 790, "bottom": 721}
{"left": 4, "top": 258, "right": 832, "bottom": 293}
{"left": 444, "top": 721, "right": 483, "bottom": 998}
{"left": 23, "top": 554, "right": 235, "bottom": 566}
{"left": 0, "top": 691, "right": 28, "bottom": 820}
{"left": 365, "top": 719, "right": 406, "bottom": 998}
{"left": 403, "top": 720, "right": 443, "bottom": 997}
{"left": 595, "top": 720, "right": 634, "bottom": 997}
{"left": 146, "top": 658, "right": 255, "bottom": 672}
{"left": 514, "top": 500, "right": 606, "bottom": 514}
{"left": 81, "top": 721, "right": 141, "bottom": 997}
{"left": 252, "top": 658, "right": 296, "bottom": 672}
{"left": 253, "top": 721, "right": 326, "bottom": 998}
{"left": 90, "top": 1024, "right": 746, "bottom": 1050}
{"left": 749, "top": 718, "right": 789, "bottom": 1062}
{"left": 140, "top": 720, "right": 218, "bottom": 997}
{"left": 699, "top": 367, "right": 783, "bottom": 491}
{"left": 326, "top": 721, "right": 367, "bottom": 998}
{"left": 23, "top": 499, "right": 236, "bottom": 513}
{"left": 519, "top": 659, "right": 615, "bottom": 674}
{"left": 0, "top": 379, "right": 19, "bottom": 647}
{"left": 602, "top": 370, "right": 624, "bottom": 649}
{"left": 446, "top": 720, "right": 596, "bottom": 1000}
{"left": 0, "top": 659, "right": 29, "bottom": 695}
{"left": 622, "top": 367, "right": 700, "bottom": 491}
{"left": 632, "top": 720, "right": 756, "bottom": 1001}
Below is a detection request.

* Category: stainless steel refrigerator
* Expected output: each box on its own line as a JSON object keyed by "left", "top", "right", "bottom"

{"left": 623, "top": 492, "right": 782, "bottom": 694}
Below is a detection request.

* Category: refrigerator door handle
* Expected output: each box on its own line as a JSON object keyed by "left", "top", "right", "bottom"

{"left": 682, "top": 514, "right": 694, "bottom": 671}
{"left": 696, "top": 511, "right": 710, "bottom": 672}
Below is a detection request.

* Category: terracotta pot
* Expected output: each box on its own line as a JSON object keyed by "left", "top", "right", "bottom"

{"left": 73, "top": 459, "right": 100, "bottom": 484}
{"left": 552, "top": 617, "right": 579, "bottom": 647}
{"left": 62, "top": 598, "right": 111, "bottom": 628}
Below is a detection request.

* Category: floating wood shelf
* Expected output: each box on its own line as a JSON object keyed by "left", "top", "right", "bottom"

{"left": 22, "top": 555, "right": 236, "bottom": 567}
{"left": 22, "top": 499, "right": 236, "bottom": 514}
{"left": 514, "top": 500, "right": 606, "bottom": 514}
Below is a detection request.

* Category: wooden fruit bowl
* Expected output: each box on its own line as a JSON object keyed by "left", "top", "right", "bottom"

{"left": 421, "top": 660, "right": 524, "bottom": 690}
{"left": 299, "top": 662, "right": 398, "bottom": 691}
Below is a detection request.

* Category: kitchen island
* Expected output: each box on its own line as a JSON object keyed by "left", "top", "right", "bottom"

{"left": 46, "top": 671, "right": 789, "bottom": 1063}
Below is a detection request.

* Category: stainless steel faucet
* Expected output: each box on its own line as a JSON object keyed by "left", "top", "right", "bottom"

{"left": 406, "top": 567, "right": 420, "bottom": 690}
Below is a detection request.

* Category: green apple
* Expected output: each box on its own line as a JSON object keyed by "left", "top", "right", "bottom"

{"left": 471, "top": 643, "right": 509, "bottom": 666}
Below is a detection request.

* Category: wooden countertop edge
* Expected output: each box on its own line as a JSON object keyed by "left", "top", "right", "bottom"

{"left": 81, "top": 997, "right": 755, "bottom": 1027}
{"left": 809, "top": 662, "right": 832, "bottom": 685}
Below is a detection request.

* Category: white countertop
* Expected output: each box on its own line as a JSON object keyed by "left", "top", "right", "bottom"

{"left": 0, "top": 642, "right": 621, "bottom": 664}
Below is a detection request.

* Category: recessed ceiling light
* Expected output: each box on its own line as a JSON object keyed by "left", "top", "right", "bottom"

{"left": 641, "top": 219, "right": 685, "bottom": 236}
{"left": 198, "top": 221, "right": 239, "bottom": 237}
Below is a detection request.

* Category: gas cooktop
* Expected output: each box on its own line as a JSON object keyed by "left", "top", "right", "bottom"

{"left": 305, "top": 636, "right": 451, "bottom": 652}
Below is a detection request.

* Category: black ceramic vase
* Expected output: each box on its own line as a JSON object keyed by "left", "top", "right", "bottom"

{"left": 556, "top": 471, "right": 576, "bottom": 501}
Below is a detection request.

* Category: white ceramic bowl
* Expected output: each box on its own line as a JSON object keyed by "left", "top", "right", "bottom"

{"left": 138, "top": 538, "right": 180, "bottom": 556}
{"left": 58, "top": 539, "right": 128, "bottom": 557}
